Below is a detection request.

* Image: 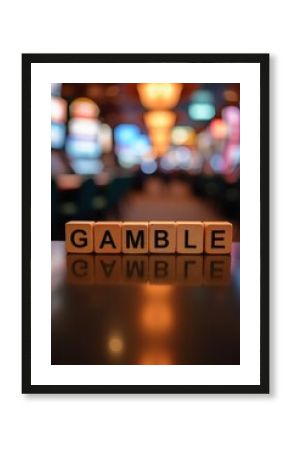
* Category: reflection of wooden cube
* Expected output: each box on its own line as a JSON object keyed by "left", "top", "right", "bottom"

{"left": 66, "top": 254, "right": 95, "bottom": 284}
{"left": 122, "top": 222, "right": 148, "bottom": 254}
{"left": 122, "top": 256, "right": 149, "bottom": 283}
{"left": 204, "top": 255, "right": 231, "bottom": 286}
{"left": 204, "top": 222, "right": 232, "bottom": 254}
{"left": 149, "top": 222, "right": 176, "bottom": 253}
{"left": 149, "top": 255, "right": 175, "bottom": 284}
{"left": 176, "top": 256, "right": 203, "bottom": 285}
{"left": 65, "top": 221, "right": 95, "bottom": 253}
{"left": 94, "top": 255, "right": 122, "bottom": 284}
{"left": 94, "top": 222, "right": 122, "bottom": 254}
{"left": 176, "top": 221, "right": 204, "bottom": 254}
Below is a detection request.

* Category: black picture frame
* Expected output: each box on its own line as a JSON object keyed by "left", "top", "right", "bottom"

{"left": 22, "top": 53, "right": 269, "bottom": 394}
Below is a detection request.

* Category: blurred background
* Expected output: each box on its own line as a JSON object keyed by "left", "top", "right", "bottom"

{"left": 51, "top": 83, "right": 240, "bottom": 240}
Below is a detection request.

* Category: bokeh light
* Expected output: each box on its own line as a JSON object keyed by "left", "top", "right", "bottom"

{"left": 138, "top": 83, "right": 182, "bottom": 109}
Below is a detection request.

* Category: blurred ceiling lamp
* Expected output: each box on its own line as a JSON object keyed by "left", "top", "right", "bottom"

{"left": 171, "top": 126, "right": 196, "bottom": 146}
{"left": 152, "top": 145, "right": 169, "bottom": 157}
{"left": 114, "top": 123, "right": 140, "bottom": 146}
{"left": 209, "top": 118, "right": 228, "bottom": 140}
{"left": 51, "top": 97, "right": 67, "bottom": 123}
{"left": 210, "top": 153, "right": 225, "bottom": 173}
{"left": 65, "top": 136, "right": 101, "bottom": 158}
{"left": 56, "top": 174, "right": 82, "bottom": 190}
{"left": 51, "top": 123, "right": 66, "bottom": 149}
{"left": 71, "top": 158, "right": 104, "bottom": 175}
{"left": 189, "top": 89, "right": 216, "bottom": 121}
{"left": 160, "top": 150, "right": 178, "bottom": 171}
{"left": 144, "top": 111, "right": 176, "bottom": 130}
{"left": 191, "top": 89, "right": 214, "bottom": 104}
{"left": 69, "top": 118, "right": 100, "bottom": 139}
{"left": 222, "top": 106, "right": 240, "bottom": 125}
{"left": 188, "top": 103, "right": 215, "bottom": 121}
{"left": 70, "top": 97, "right": 100, "bottom": 119}
{"left": 140, "top": 159, "right": 158, "bottom": 175}
{"left": 175, "top": 146, "right": 193, "bottom": 170}
{"left": 149, "top": 129, "right": 171, "bottom": 147}
{"left": 197, "top": 130, "right": 212, "bottom": 156}
{"left": 134, "top": 135, "right": 151, "bottom": 155}
{"left": 99, "top": 123, "right": 113, "bottom": 153}
{"left": 117, "top": 147, "right": 140, "bottom": 168}
{"left": 223, "top": 89, "right": 239, "bottom": 102}
{"left": 106, "top": 85, "right": 120, "bottom": 97}
{"left": 137, "top": 83, "right": 182, "bottom": 109}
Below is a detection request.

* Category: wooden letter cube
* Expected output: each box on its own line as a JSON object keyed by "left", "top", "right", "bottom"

{"left": 65, "top": 221, "right": 94, "bottom": 253}
{"left": 176, "top": 221, "right": 204, "bottom": 254}
{"left": 204, "top": 221, "right": 232, "bottom": 254}
{"left": 122, "top": 222, "right": 148, "bottom": 254}
{"left": 94, "top": 222, "right": 122, "bottom": 254}
{"left": 149, "top": 222, "right": 176, "bottom": 253}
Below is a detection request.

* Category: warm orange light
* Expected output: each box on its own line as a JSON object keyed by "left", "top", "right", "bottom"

{"left": 108, "top": 334, "right": 124, "bottom": 355}
{"left": 51, "top": 97, "right": 67, "bottom": 123}
{"left": 137, "top": 83, "right": 182, "bottom": 109}
{"left": 171, "top": 126, "right": 196, "bottom": 146}
{"left": 56, "top": 174, "right": 82, "bottom": 190}
{"left": 141, "top": 301, "right": 173, "bottom": 334}
{"left": 223, "top": 89, "right": 239, "bottom": 102}
{"left": 149, "top": 129, "right": 171, "bottom": 147}
{"left": 209, "top": 118, "right": 228, "bottom": 140}
{"left": 152, "top": 145, "right": 169, "bottom": 157}
{"left": 144, "top": 111, "right": 176, "bottom": 130}
{"left": 70, "top": 97, "right": 100, "bottom": 119}
{"left": 142, "top": 285, "right": 173, "bottom": 295}
{"left": 139, "top": 347, "right": 173, "bottom": 365}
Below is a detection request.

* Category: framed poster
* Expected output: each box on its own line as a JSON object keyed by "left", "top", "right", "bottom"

{"left": 22, "top": 53, "right": 269, "bottom": 394}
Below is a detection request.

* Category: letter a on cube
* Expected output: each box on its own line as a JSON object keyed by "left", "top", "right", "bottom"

{"left": 94, "top": 221, "right": 122, "bottom": 254}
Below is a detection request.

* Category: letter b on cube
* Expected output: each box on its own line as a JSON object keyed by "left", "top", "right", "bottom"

{"left": 149, "top": 222, "right": 176, "bottom": 254}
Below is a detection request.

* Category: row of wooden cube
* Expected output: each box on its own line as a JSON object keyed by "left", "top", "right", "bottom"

{"left": 65, "top": 221, "right": 232, "bottom": 254}
{"left": 67, "top": 254, "right": 231, "bottom": 286}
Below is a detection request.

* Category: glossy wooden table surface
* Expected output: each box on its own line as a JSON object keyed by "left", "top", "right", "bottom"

{"left": 51, "top": 242, "right": 240, "bottom": 365}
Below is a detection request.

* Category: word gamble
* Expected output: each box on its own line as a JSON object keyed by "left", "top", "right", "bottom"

{"left": 65, "top": 221, "right": 233, "bottom": 254}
